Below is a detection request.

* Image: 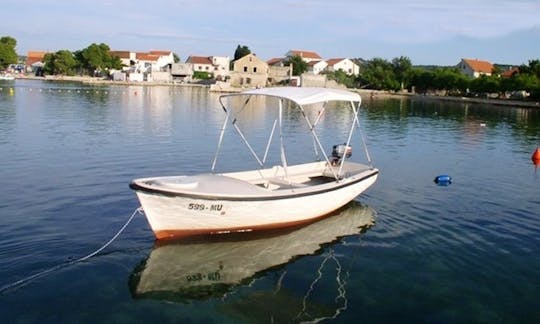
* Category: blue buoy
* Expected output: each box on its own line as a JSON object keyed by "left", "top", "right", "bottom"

{"left": 434, "top": 175, "right": 452, "bottom": 186}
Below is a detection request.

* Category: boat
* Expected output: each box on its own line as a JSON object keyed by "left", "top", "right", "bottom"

{"left": 130, "top": 86, "right": 379, "bottom": 240}
{"left": 0, "top": 73, "right": 15, "bottom": 81}
{"left": 129, "top": 201, "right": 376, "bottom": 302}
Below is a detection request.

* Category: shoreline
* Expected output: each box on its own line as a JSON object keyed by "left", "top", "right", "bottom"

{"left": 355, "top": 89, "right": 540, "bottom": 108}
{"left": 14, "top": 75, "right": 540, "bottom": 109}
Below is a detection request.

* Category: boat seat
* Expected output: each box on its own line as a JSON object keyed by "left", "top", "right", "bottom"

{"left": 267, "top": 177, "right": 308, "bottom": 189}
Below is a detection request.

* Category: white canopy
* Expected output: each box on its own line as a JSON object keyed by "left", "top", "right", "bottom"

{"left": 220, "top": 87, "right": 361, "bottom": 106}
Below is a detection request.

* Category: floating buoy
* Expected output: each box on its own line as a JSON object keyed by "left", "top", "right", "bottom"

{"left": 532, "top": 147, "right": 540, "bottom": 166}
{"left": 434, "top": 174, "right": 452, "bottom": 186}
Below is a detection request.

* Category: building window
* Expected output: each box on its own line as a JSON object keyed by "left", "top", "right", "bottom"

{"left": 243, "top": 66, "right": 248, "bottom": 72}
{"left": 253, "top": 67, "right": 257, "bottom": 73}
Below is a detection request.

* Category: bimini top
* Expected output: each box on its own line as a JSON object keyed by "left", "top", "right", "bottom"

{"left": 220, "top": 86, "right": 361, "bottom": 106}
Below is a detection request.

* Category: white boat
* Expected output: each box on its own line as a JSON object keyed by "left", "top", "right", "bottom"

{"left": 129, "top": 201, "right": 376, "bottom": 301}
{"left": 130, "top": 87, "right": 379, "bottom": 240}
{"left": 0, "top": 74, "right": 15, "bottom": 81}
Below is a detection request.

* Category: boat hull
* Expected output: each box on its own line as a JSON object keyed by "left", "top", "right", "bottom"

{"left": 133, "top": 171, "right": 378, "bottom": 239}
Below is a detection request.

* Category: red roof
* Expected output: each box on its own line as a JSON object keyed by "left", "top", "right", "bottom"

{"left": 463, "top": 59, "right": 493, "bottom": 73}
{"left": 501, "top": 67, "right": 519, "bottom": 78}
{"left": 326, "top": 58, "right": 346, "bottom": 66}
{"left": 109, "top": 51, "right": 131, "bottom": 59}
{"left": 288, "top": 50, "right": 322, "bottom": 59}
{"left": 186, "top": 56, "right": 213, "bottom": 65}
{"left": 149, "top": 50, "right": 172, "bottom": 56}
{"left": 267, "top": 57, "right": 284, "bottom": 66}
{"left": 26, "top": 51, "right": 48, "bottom": 65}
{"left": 136, "top": 53, "right": 159, "bottom": 61}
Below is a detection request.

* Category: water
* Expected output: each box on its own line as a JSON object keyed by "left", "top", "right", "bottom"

{"left": 1, "top": 80, "right": 539, "bottom": 323}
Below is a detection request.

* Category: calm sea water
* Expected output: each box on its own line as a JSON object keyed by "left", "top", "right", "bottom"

{"left": 1, "top": 79, "right": 539, "bottom": 323}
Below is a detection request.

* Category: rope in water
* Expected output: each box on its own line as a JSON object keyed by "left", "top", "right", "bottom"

{"left": 0, "top": 207, "right": 144, "bottom": 294}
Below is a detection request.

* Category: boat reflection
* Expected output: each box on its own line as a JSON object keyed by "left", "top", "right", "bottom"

{"left": 129, "top": 201, "right": 376, "bottom": 302}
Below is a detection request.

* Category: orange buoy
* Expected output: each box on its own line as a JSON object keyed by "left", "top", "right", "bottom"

{"left": 532, "top": 147, "right": 540, "bottom": 165}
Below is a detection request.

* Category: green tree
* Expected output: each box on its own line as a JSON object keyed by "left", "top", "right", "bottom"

{"left": 286, "top": 55, "right": 308, "bottom": 76}
{"left": 75, "top": 43, "right": 122, "bottom": 76}
{"left": 43, "top": 50, "right": 77, "bottom": 75}
{"left": 392, "top": 56, "right": 412, "bottom": 90}
{"left": 234, "top": 45, "right": 251, "bottom": 61}
{"left": 326, "top": 70, "right": 356, "bottom": 88}
{"left": 433, "top": 68, "right": 469, "bottom": 95}
{"left": 173, "top": 53, "right": 180, "bottom": 63}
{"left": 469, "top": 75, "right": 500, "bottom": 94}
{"left": 0, "top": 36, "right": 18, "bottom": 69}
{"left": 409, "top": 68, "right": 435, "bottom": 93}
{"left": 359, "top": 58, "right": 399, "bottom": 90}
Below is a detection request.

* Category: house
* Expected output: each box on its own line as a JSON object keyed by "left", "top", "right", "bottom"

{"left": 326, "top": 58, "right": 359, "bottom": 76}
{"left": 149, "top": 50, "right": 174, "bottom": 69}
{"left": 186, "top": 56, "right": 214, "bottom": 75}
{"left": 110, "top": 50, "right": 174, "bottom": 75}
{"left": 285, "top": 50, "right": 322, "bottom": 63}
{"left": 186, "top": 55, "right": 230, "bottom": 79}
{"left": 210, "top": 56, "right": 231, "bottom": 80}
{"left": 457, "top": 58, "right": 494, "bottom": 78}
{"left": 267, "top": 57, "right": 287, "bottom": 67}
{"left": 171, "top": 63, "right": 193, "bottom": 82}
{"left": 501, "top": 67, "right": 519, "bottom": 78}
{"left": 230, "top": 53, "right": 268, "bottom": 88}
{"left": 25, "top": 51, "right": 48, "bottom": 74}
{"left": 307, "top": 60, "right": 328, "bottom": 75}
{"left": 109, "top": 51, "right": 135, "bottom": 68}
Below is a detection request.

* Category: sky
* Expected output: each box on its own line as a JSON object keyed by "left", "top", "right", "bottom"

{"left": 2, "top": 0, "right": 539, "bottom": 66}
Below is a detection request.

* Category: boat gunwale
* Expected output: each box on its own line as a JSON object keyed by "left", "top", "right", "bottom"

{"left": 130, "top": 169, "right": 378, "bottom": 201}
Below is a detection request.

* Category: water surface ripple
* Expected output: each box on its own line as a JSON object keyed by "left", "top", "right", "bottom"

{"left": 0, "top": 80, "right": 539, "bottom": 323}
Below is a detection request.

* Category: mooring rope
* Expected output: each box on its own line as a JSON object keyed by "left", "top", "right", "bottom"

{"left": 0, "top": 207, "right": 144, "bottom": 294}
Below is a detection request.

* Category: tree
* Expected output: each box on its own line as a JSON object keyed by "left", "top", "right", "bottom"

{"left": 326, "top": 70, "right": 356, "bottom": 88}
{"left": 286, "top": 55, "right": 308, "bottom": 76}
{"left": 392, "top": 56, "right": 412, "bottom": 90}
{"left": 173, "top": 53, "right": 180, "bottom": 63}
{"left": 409, "top": 68, "right": 435, "bottom": 93}
{"left": 469, "top": 75, "right": 500, "bottom": 94}
{"left": 75, "top": 43, "right": 122, "bottom": 76}
{"left": 0, "top": 36, "right": 18, "bottom": 69}
{"left": 359, "top": 58, "right": 399, "bottom": 90}
{"left": 43, "top": 50, "right": 77, "bottom": 75}
{"left": 234, "top": 45, "right": 251, "bottom": 61}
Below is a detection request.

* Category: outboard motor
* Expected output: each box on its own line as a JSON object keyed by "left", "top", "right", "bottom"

{"left": 331, "top": 143, "right": 352, "bottom": 165}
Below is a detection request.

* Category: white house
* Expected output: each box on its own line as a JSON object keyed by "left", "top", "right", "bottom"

{"left": 186, "top": 56, "right": 215, "bottom": 74}
{"left": 211, "top": 56, "right": 230, "bottom": 79}
{"left": 186, "top": 55, "right": 231, "bottom": 79}
{"left": 457, "top": 58, "right": 493, "bottom": 78}
{"left": 307, "top": 60, "right": 328, "bottom": 75}
{"left": 326, "top": 58, "right": 359, "bottom": 76}
{"left": 149, "top": 50, "right": 174, "bottom": 70}
{"left": 110, "top": 50, "right": 174, "bottom": 73}
{"left": 285, "top": 50, "right": 322, "bottom": 63}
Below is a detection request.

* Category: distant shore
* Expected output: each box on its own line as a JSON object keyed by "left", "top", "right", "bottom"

{"left": 14, "top": 74, "right": 540, "bottom": 109}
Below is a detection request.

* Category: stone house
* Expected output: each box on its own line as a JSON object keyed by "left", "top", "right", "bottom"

{"left": 230, "top": 53, "right": 268, "bottom": 88}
